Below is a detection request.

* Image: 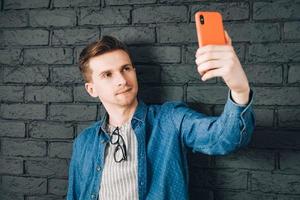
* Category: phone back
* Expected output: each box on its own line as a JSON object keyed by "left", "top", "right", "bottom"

{"left": 195, "top": 11, "right": 226, "bottom": 47}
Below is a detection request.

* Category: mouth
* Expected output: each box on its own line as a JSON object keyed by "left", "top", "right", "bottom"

{"left": 116, "top": 88, "right": 131, "bottom": 95}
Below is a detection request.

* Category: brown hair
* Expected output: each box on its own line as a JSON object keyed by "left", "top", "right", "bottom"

{"left": 79, "top": 35, "right": 132, "bottom": 82}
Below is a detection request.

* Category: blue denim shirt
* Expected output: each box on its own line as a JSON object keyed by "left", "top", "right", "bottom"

{"left": 67, "top": 89, "right": 255, "bottom": 200}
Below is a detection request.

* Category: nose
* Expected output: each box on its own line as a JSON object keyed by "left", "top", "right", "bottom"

{"left": 115, "top": 72, "right": 127, "bottom": 86}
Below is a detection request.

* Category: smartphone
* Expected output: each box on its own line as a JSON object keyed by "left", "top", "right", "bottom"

{"left": 195, "top": 11, "right": 226, "bottom": 47}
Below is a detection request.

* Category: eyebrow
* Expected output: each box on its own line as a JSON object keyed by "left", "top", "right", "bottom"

{"left": 98, "top": 64, "right": 132, "bottom": 76}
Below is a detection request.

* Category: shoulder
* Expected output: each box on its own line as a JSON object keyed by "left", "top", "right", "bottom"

{"left": 73, "top": 121, "right": 100, "bottom": 147}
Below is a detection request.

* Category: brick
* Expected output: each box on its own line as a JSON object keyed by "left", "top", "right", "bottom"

{"left": 253, "top": 108, "right": 273, "bottom": 127}
{"left": 48, "top": 104, "right": 97, "bottom": 121}
{"left": 2, "top": 139, "right": 46, "bottom": 157}
{"left": 215, "top": 149, "right": 274, "bottom": 170}
{"left": 48, "top": 179, "right": 68, "bottom": 195}
{"left": 74, "top": 46, "right": 84, "bottom": 64}
{"left": 24, "top": 48, "right": 73, "bottom": 64}
{"left": 130, "top": 46, "right": 181, "bottom": 63}
{"left": 277, "top": 195, "right": 300, "bottom": 200}
{"left": 135, "top": 64, "right": 161, "bottom": 84}
{"left": 1, "top": 175, "right": 47, "bottom": 194}
{"left": 4, "top": 0, "right": 49, "bottom": 9}
{"left": 25, "top": 86, "right": 73, "bottom": 103}
{"left": 1, "top": 104, "right": 46, "bottom": 120}
{"left": 158, "top": 24, "right": 197, "bottom": 43}
{"left": 0, "top": 49, "right": 21, "bottom": 65}
{"left": 139, "top": 86, "right": 183, "bottom": 104}
{"left": 213, "top": 191, "right": 275, "bottom": 200}
{"left": 284, "top": 22, "right": 300, "bottom": 40}
{"left": 28, "top": 121, "right": 73, "bottom": 139}
{"left": 0, "top": 192, "right": 24, "bottom": 200}
{"left": 0, "top": 29, "right": 49, "bottom": 46}
{"left": 79, "top": 7, "right": 131, "bottom": 25}
{"left": 251, "top": 171, "right": 300, "bottom": 194}
{"left": 0, "top": 85, "right": 23, "bottom": 102}
{"left": 280, "top": 150, "right": 300, "bottom": 174}
{"left": 102, "top": 27, "right": 155, "bottom": 44}
{"left": 27, "top": 196, "right": 64, "bottom": 200}
{"left": 0, "top": 10, "right": 27, "bottom": 27}
{"left": 244, "top": 64, "right": 282, "bottom": 84}
{"left": 0, "top": 120, "right": 25, "bottom": 137}
{"left": 29, "top": 9, "right": 76, "bottom": 27}
{"left": 225, "top": 22, "right": 280, "bottom": 42}
{"left": 51, "top": 66, "right": 84, "bottom": 84}
{"left": 189, "top": 189, "right": 213, "bottom": 200}
{"left": 0, "top": 158, "right": 23, "bottom": 174}
{"left": 25, "top": 158, "right": 69, "bottom": 177}
{"left": 73, "top": 86, "right": 99, "bottom": 102}
{"left": 52, "top": 28, "right": 99, "bottom": 45}
{"left": 3, "top": 65, "right": 49, "bottom": 84}
{"left": 106, "top": 0, "right": 155, "bottom": 5}
{"left": 49, "top": 142, "right": 72, "bottom": 158}
{"left": 53, "top": 0, "right": 100, "bottom": 7}
{"left": 191, "top": 2, "right": 249, "bottom": 21}
{"left": 278, "top": 108, "right": 300, "bottom": 128}
{"left": 187, "top": 86, "right": 227, "bottom": 104}
{"left": 132, "top": 6, "right": 187, "bottom": 24}
{"left": 253, "top": 87, "right": 300, "bottom": 106}
{"left": 248, "top": 43, "right": 300, "bottom": 63}
{"left": 253, "top": 0, "right": 300, "bottom": 20}
{"left": 288, "top": 64, "right": 300, "bottom": 83}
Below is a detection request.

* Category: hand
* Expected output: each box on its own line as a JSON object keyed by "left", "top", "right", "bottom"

{"left": 195, "top": 31, "right": 250, "bottom": 104}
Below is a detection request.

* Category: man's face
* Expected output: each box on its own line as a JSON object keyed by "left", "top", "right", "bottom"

{"left": 85, "top": 49, "right": 138, "bottom": 109}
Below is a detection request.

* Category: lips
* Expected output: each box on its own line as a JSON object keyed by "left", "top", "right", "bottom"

{"left": 116, "top": 88, "right": 131, "bottom": 95}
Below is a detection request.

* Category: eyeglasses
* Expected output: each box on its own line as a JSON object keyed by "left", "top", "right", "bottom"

{"left": 110, "top": 127, "right": 127, "bottom": 163}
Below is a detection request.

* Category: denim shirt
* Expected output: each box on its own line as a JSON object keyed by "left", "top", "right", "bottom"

{"left": 67, "top": 89, "right": 255, "bottom": 200}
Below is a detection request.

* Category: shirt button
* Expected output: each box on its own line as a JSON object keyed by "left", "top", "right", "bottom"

{"left": 91, "top": 194, "right": 96, "bottom": 199}
{"left": 140, "top": 181, "right": 144, "bottom": 186}
{"left": 96, "top": 165, "right": 102, "bottom": 172}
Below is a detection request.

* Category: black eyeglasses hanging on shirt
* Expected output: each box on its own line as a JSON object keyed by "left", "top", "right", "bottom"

{"left": 110, "top": 127, "right": 127, "bottom": 163}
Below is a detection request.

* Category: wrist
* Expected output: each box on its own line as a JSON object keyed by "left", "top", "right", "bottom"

{"left": 231, "top": 87, "right": 250, "bottom": 105}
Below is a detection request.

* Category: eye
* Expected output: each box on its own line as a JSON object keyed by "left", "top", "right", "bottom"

{"left": 123, "top": 65, "right": 133, "bottom": 72}
{"left": 102, "top": 72, "right": 112, "bottom": 78}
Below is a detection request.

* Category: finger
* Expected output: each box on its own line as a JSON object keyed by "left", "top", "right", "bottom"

{"left": 195, "top": 51, "right": 233, "bottom": 66}
{"left": 201, "top": 67, "right": 225, "bottom": 81}
{"left": 224, "top": 30, "right": 232, "bottom": 46}
{"left": 197, "top": 60, "right": 223, "bottom": 75}
{"left": 196, "top": 44, "right": 234, "bottom": 57}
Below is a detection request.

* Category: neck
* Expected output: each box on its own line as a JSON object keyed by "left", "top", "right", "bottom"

{"left": 105, "top": 99, "right": 138, "bottom": 127}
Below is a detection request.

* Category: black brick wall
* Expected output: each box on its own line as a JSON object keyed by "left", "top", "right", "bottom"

{"left": 0, "top": 0, "right": 299, "bottom": 200}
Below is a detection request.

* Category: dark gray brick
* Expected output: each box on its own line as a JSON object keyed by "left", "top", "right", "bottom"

{"left": 0, "top": 29, "right": 49, "bottom": 46}
{"left": 248, "top": 43, "right": 300, "bottom": 63}
{"left": 106, "top": 0, "right": 155, "bottom": 5}
{"left": 0, "top": 10, "right": 27, "bottom": 28}
{"left": 225, "top": 22, "right": 280, "bottom": 42}
{"left": 27, "top": 196, "right": 64, "bottom": 200}
{"left": 0, "top": 158, "right": 23, "bottom": 174}
{"left": 28, "top": 121, "right": 73, "bottom": 139}
{"left": 73, "top": 86, "right": 99, "bottom": 103}
{"left": 130, "top": 46, "right": 181, "bottom": 63}
{"left": 158, "top": 24, "right": 196, "bottom": 44}
{"left": 278, "top": 108, "right": 300, "bottom": 128}
{"left": 3, "top": 65, "right": 49, "bottom": 84}
{"left": 2, "top": 139, "right": 46, "bottom": 157}
{"left": 0, "top": 104, "right": 46, "bottom": 120}
{"left": 1, "top": 175, "right": 47, "bottom": 194}
{"left": 251, "top": 171, "right": 300, "bottom": 194}
{"left": 102, "top": 27, "right": 155, "bottom": 44}
{"left": 29, "top": 9, "right": 76, "bottom": 27}
{"left": 277, "top": 195, "right": 300, "bottom": 200}
{"left": 253, "top": 0, "right": 300, "bottom": 20}
{"left": 280, "top": 150, "right": 300, "bottom": 174}
{"left": 253, "top": 108, "right": 273, "bottom": 127}
{"left": 25, "top": 86, "right": 72, "bottom": 103}
{"left": 0, "top": 85, "right": 23, "bottom": 102}
{"left": 139, "top": 86, "right": 183, "bottom": 104}
{"left": 132, "top": 6, "right": 187, "bottom": 24}
{"left": 48, "top": 104, "right": 97, "bottom": 121}
{"left": 187, "top": 86, "right": 227, "bottom": 104}
{"left": 214, "top": 191, "right": 275, "bottom": 200}
{"left": 51, "top": 66, "right": 84, "bottom": 84}
{"left": 0, "top": 191, "right": 24, "bottom": 200}
{"left": 48, "top": 179, "right": 68, "bottom": 195}
{"left": 74, "top": 46, "right": 84, "bottom": 64}
{"left": 244, "top": 64, "right": 282, "bottom": 84}
{"left": 53, "top": 0, "right": 100, "bottom": 7}
{"left": 49, "top": 142, "right": 72, "bottom": 159}
{"left": 4, "top": 0, "right": 49, "bottom": 9}
{"left": 284, "top": 22, "right": 300, "bottom": 40}
{"left": 190, "top": 2, "right": 249, "bottom": 21}
{"left": 0, "top": 49, "right": 21, "bottom": 65}
{"left": 25, "top": 158, "right": 69, "bottom": 177}
{"left": 0, "top": 120, "right": 25, "bottom": 137}
{"left": 215, "top": 149, "right": 274, "bottom": 170}
{"left": 135, "top": 64, "right": 161, "bottom": 84}
{"left": 253, "top": 87, "right": 300, "bottom": 106}
{"left": 24, "top": 48, "right": 73, "bottom": 64}
{"left": 288, "top": 64, "right": 300, "bottom": 83}
{"left": 52, "top": 28, "right": 99, "bottom": 45}
{"left": 79, "top": 7, "right": 131, "bottom": 25}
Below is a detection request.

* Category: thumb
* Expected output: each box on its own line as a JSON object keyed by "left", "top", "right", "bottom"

{"left": 224, "top": 30, "right": 232, "bottom": 46}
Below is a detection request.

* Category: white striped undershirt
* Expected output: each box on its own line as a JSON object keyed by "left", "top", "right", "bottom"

{"left": 98, "top": 120, "right": 139, "bottom": 200}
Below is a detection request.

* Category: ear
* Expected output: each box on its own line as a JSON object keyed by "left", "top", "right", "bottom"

{"left": 85, "top": 82, "right": 98, "bottom": 98}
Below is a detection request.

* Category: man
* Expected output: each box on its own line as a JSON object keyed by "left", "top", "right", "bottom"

{"left": 67, "top": 33, "right": 255, "bottom": 200}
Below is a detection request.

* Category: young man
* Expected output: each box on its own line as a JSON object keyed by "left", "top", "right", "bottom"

{"left": 67, "top": 33, "right": 255, "bottom": 200}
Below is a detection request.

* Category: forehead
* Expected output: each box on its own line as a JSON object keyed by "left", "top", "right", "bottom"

{"left": 88, "top": 49, "right": 132, "bottom": 73}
